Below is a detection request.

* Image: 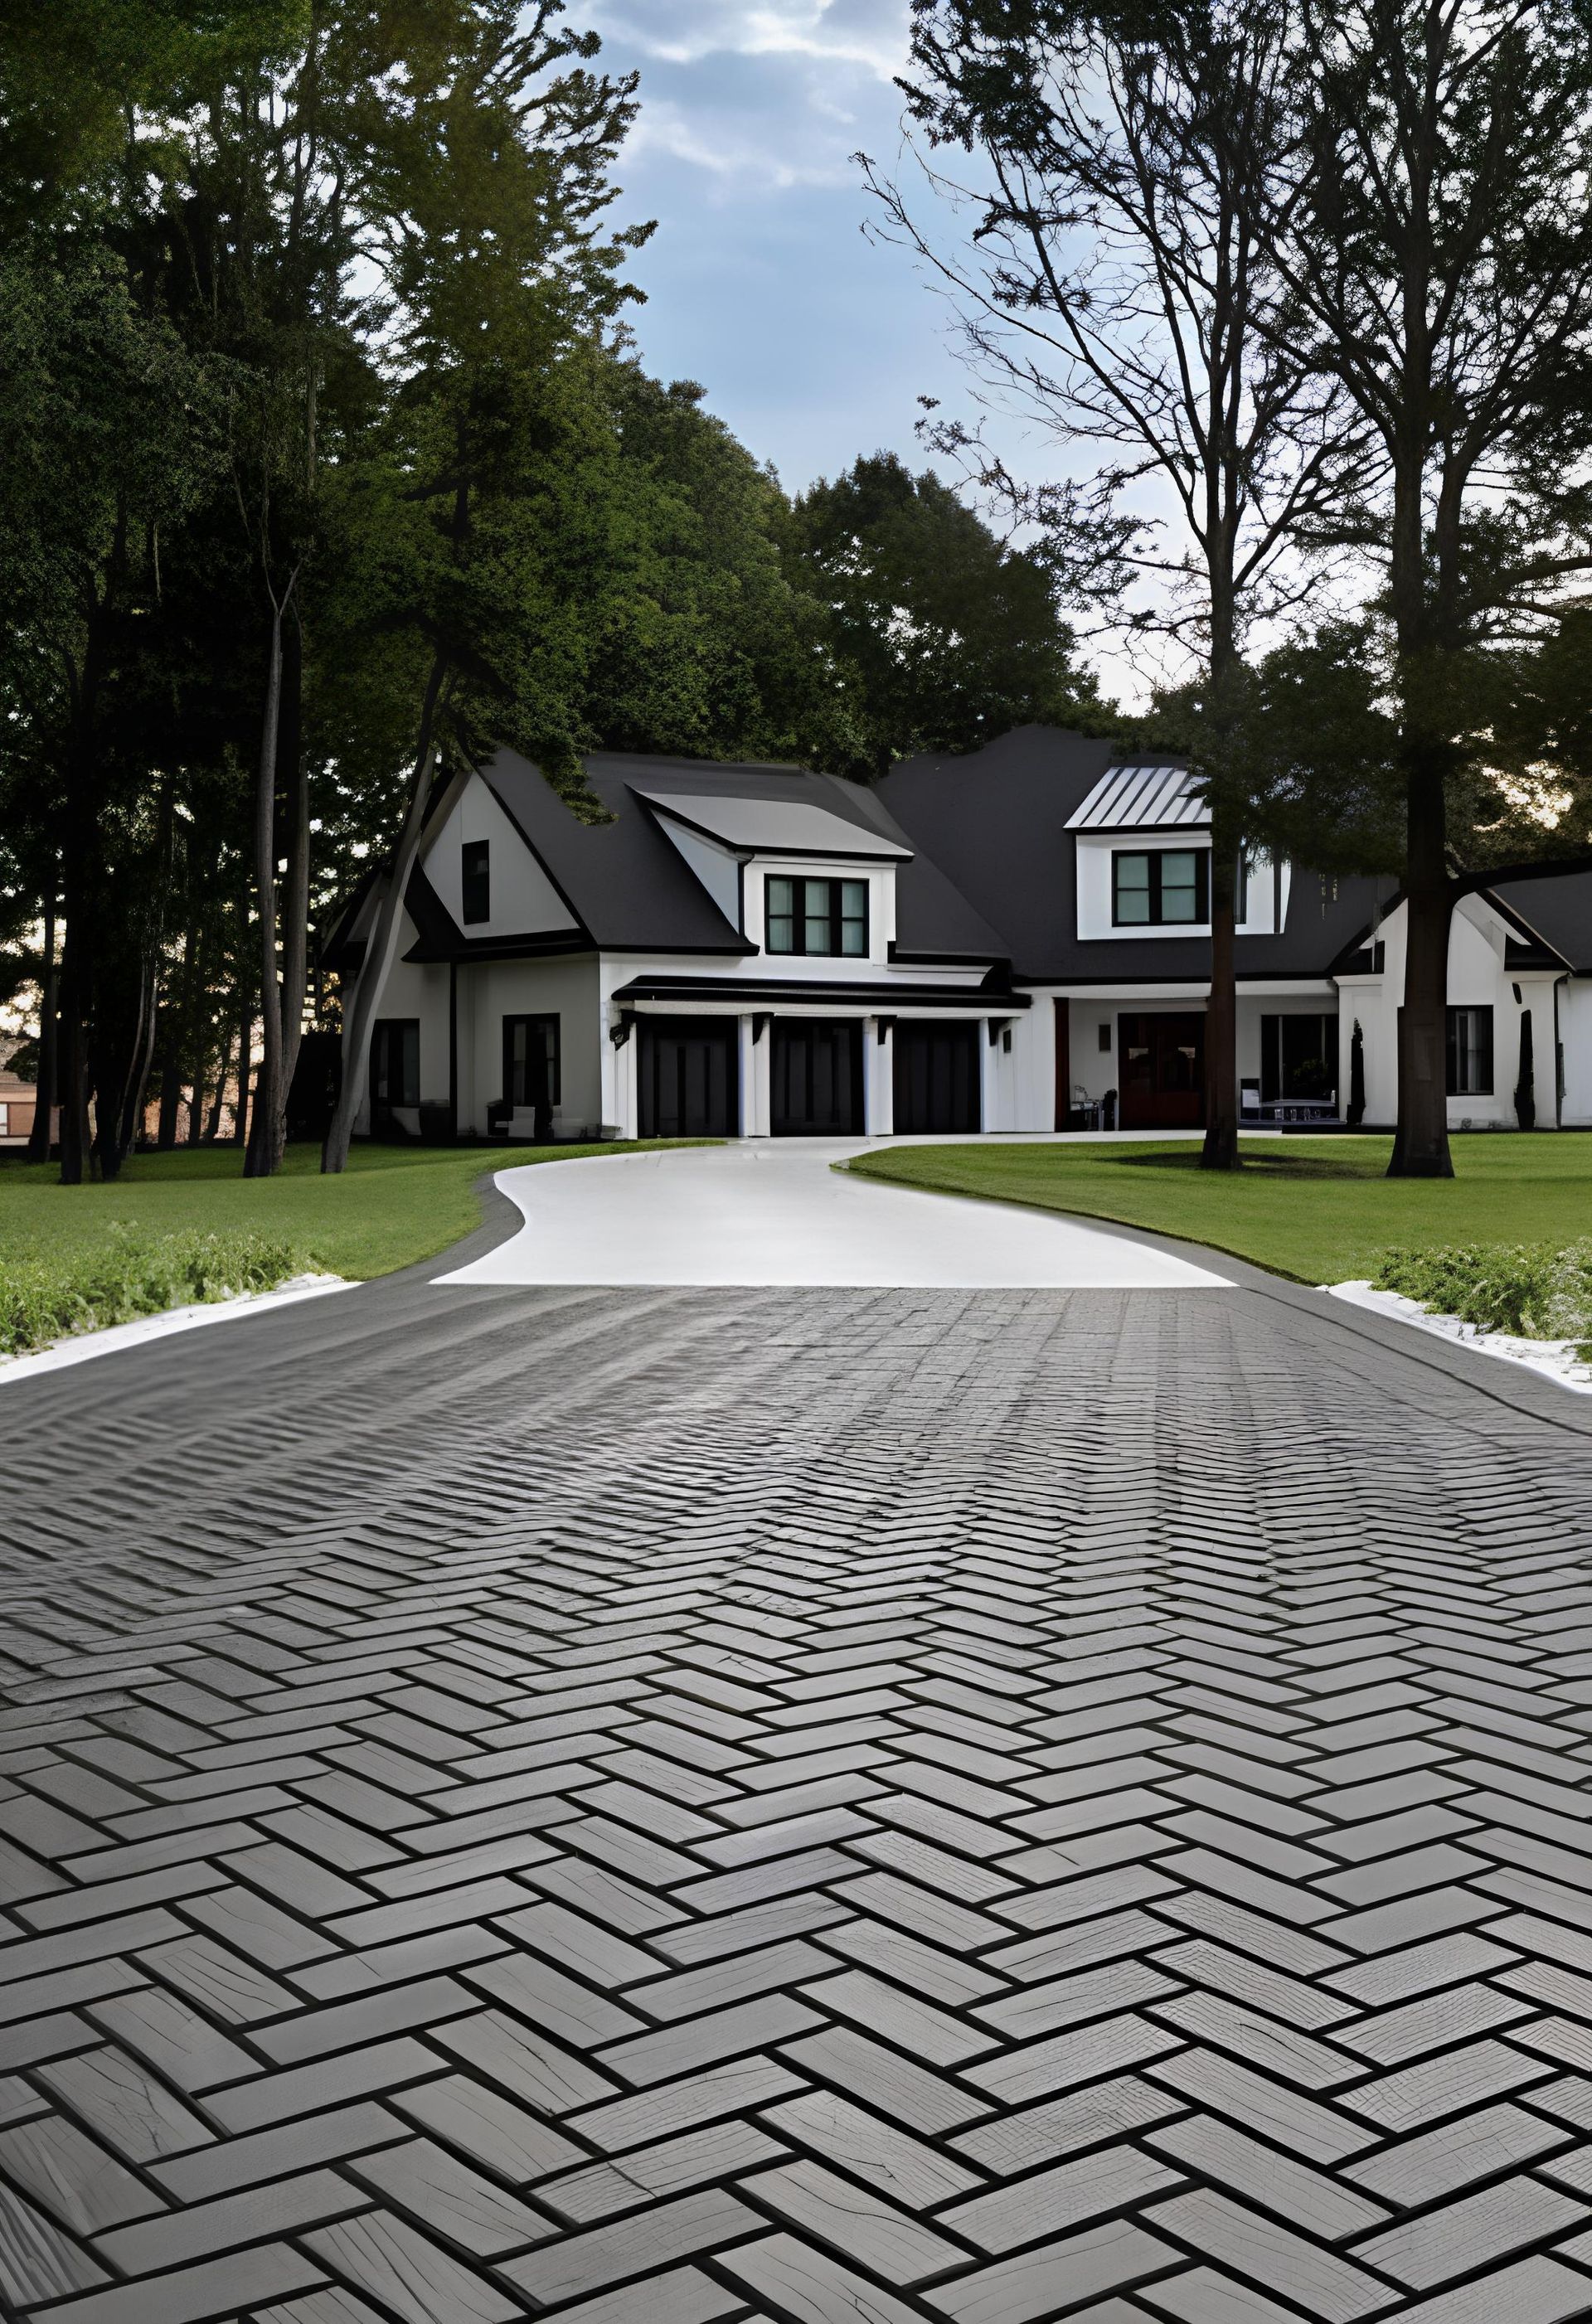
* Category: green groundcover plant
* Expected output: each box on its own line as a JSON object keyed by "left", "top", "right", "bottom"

{"left": 1375, "top": 1241, "right": 1592, "bottom": 1358}
{"left": 0, "top": 1225, "right": 305, "bottom": 1357}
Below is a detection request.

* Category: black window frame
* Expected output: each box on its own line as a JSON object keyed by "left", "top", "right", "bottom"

{"left": 371, "top": 1018, "right": 420, "bottom": 1109}
{"left": 1111, "top": 847, "right": 1210, "bottom": 927}
{"left": 461, "top": 838, "right": 490, "bottom": 925}
{"left": 502, "top": 1013, "right": 561, "bottom": 1109}
{"left": 764, "top": 875, "right": 868, "bottom": 958}
{"left": 1447, "top": 1005, "right": 1494, "bottom": 1096}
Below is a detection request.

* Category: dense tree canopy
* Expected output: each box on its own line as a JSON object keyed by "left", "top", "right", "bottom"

{"left": 789, "top": 454, "right": 1101, "bottom": 776}
{"left": 0, "top": 2, "right": 1089, "bottom": 1180}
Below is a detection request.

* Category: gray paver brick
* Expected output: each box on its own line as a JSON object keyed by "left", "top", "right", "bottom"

{"left": 7, "top": 1277, "right": 1592, "bottom": 2324}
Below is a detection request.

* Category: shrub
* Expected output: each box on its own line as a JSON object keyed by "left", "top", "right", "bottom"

{"left": 1374, "top": 1240, "right": 1592, "bottom": 1356}
{"left": 0, "top": 1227, "right": 307, "bottom": 1358}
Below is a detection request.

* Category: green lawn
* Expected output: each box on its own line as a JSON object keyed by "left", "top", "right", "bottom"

{"left": 0, "top": 1140, "right": 702, "bottom": 1283}
{"left": 845, "top": 1133, "right": 1592, "bottom": 1284}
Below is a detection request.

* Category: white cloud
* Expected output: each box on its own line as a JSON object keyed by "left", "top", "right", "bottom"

{"left": 590, "top": 2, "right": 906, "bottom": 78}
{"left": 587, "top": 0, "right": 911, "bottom": 192}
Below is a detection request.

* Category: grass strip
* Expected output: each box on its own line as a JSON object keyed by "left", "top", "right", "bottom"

{"left": 0, "top": 1225, "right": 307, "bottom": 1357}
{"left": 843, "top": 1133, "right": 1592, "bottom": 1288}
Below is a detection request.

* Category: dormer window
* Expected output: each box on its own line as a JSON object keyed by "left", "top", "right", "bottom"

{"left": 766, "top": 876, "right": 867, "bottom": 957}
{"left": 462, "top": 839, "right": 490, "bottom": 924}
{"left": 1113, "top": 847, "right": 1208, "bottom": 927}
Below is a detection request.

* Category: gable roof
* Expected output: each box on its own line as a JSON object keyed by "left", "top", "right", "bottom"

{"left": 876, "top": 725, "right": 1395, "bottom": 982}
{"left": 396, "top": 749, "right": 1010, "bottom": 966}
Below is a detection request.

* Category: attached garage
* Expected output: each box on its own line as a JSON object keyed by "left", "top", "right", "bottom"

{"left": 893, "top": 1020, "right": 981, "bottom": 1133}
{"left": 638, "top": 1017, "right": 738, "bottom": 1137}
{"left": 771, "top": 1020, "right": 863, "bottom": 1136}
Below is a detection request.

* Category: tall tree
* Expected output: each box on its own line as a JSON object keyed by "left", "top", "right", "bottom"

{"left": 318, "top": 1, "right": 648, "bottom": 1171}
{"left": 875, "top": 0, "right": 1349, "bottom": 1169}
{"left": 787, "top": 452, "right": 1102, "bottom": 777}
{"left": 1271, "top": 0, "right": 1592, "bottom": 1174}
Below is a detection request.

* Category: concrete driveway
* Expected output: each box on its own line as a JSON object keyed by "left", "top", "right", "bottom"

{"left": 432, "top": 1137, "right": 1235, "bottom": 1289}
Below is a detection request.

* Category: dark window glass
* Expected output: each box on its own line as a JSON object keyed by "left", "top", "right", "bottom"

{"left": 1447, "top": 1006, "right": 1493, "bottom": 1095}
{"left": 1260, "top": 1014, "right": 1338, "bottom": 1102}
{"left": 766, "top": 876, "right": 796, "bottom": 954}
{"left": 503, "top": 1015, "right": 561, "bottom": 1109}
{"left": 462, "top": 839, "right": 490, "bottom": 924}
{"left": 1113, "top": 852, "right": 1152, "bottom": 924}
{"left": 371, "top": 1019, "right": 420, "bottom": 1107}
{"left": 764, "top": 876, "right": 869, "bottom": 957}
{"left": 1112, "top": 849, "right": 1209, "bottom": 926}
{"left": 1158, "top": 850, "right": 1201, "bottom": 922}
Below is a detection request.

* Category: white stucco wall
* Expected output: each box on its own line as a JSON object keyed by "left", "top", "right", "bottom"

{"left": 1561, "top": 979, "right": 1592, "bottom": 1126}
{"left": 422, "top": 774, "right": 580, "bottom": 944}
{"left": 457, "top": 954, "right": 604, "bottom": 1136}
{"left": 1336, "top": 895, "right": 1570, "bottom": 1129}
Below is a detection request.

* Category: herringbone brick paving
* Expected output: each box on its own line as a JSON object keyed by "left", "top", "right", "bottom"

{"left": 5, "top": 1278, "right": 1592, "bottom": 2321}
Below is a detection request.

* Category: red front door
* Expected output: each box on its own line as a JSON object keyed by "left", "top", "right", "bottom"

{"left": 1118, "top": 1012, "right": 1205, "bottom": 1128}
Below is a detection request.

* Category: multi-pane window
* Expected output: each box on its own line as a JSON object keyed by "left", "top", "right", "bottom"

{"left": 765, "top": 876, "right": 867, "bottom": 957}
{"left": 1447, "top": 1006, "right": 1493, "bottom": 1095}
{"left": 1112, "top": 848, "right": 1208, "bottom": 926}
{"left": 462, "top": 839, "right": 490, "bottom": 924}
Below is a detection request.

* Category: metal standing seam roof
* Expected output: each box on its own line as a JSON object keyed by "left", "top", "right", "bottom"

{"left": 1065, "top": 765, "right": 1207, "bottom": 830}
{"left": 635, "top": 789, "right": 912, "bottom": 860}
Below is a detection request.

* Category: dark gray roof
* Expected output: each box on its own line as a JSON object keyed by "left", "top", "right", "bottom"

{"left": 473, "top": 750, "right": 1012, "bottom": 964}
{"left": 480, "top": 752, "right": 748, "bottom": 953}
{"left": 876, "top": 725, "right": 1395, "bottom": 982}
{"left": 1490, "top": 871, "right": 1592, "bottom": 974}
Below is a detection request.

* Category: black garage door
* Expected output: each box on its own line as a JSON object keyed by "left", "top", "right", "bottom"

{"left": 638, "top": 1017, "right": 738, "bottom": 1137}
{"left": 894, "top": 1021, "right": 980, "bottom": 1133}
{"left": 772, "top": 1020, "right": 862, "bottom": 1136}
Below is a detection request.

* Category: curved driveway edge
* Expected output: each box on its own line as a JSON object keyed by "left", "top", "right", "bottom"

{"left": 432, "top": 1140, "right": 1235, "bottom": 1290}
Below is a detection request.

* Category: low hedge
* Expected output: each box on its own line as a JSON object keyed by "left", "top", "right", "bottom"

{"left": 1374, "top": 1240, "right": 1592, "bottom": 1356}
{"left": 0, "top": 1225, "right": 308, "bottom": 1358}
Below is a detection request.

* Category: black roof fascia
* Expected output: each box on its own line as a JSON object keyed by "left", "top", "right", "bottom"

{"left": 611, "top": 975, "right": 1030, "bottom": 1009}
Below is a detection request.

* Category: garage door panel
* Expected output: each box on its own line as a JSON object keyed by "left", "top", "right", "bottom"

{"left": 771, "top": 1021, "right": 862, "bottom": 1136}
{"left": 894, "top": 1022, "right": 980, "bottom": 1133}
{"left": 638, "top": 1019, "right": 738, "bottom": 1138}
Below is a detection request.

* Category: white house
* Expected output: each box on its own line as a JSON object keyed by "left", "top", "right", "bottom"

{"left": 324, "top": 727, "right": 1592, "bottom": 1141}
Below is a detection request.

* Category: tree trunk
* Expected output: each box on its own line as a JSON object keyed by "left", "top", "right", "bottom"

{"left": 245, "top": 599, "right": 289, "bottom": 1177}
{"left": 27, "top": 895, "right": 57, "bottom": 1163}
{"left": 1386, "top": 742, "right": 1454, "bottom": 1177}
{"left": 232, "top": 886, "right": 252, "bottom": 1146}
{"left": 1201, "top": 832, "right": 1240, "bottom": 1170}
{"left": 276, "top": 613, "right": 309, "bottom": 1158}
{"left": 57, "top": 926, "right": 90, "bottom": 1186}
{"left": 322, "top": 651, "right": 448, "bottom": 1173}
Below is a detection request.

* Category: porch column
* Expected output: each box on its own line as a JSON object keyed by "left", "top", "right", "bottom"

{"left": 743, "top": 1012, "right": 772, "bottom": 1137}
{"left": 980, "top": 1016, "right": 1001, "bottom": 1133}
{"left": 867, "top": 1017, "right": 894, "bottom": 1137}
{"left": 607, "top": 1010, "right": 638, "bottom": 1139}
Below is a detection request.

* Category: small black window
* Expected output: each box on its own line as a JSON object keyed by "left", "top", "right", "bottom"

{"left": 503, "top": 1015, "right": 561, "bottom": 1109}
{"left": 371, "top": 1019, "right": 420, "bottom": 1108}
{"left": 1447, "top": 1006, "right": 1493, "bottom": 1095}
{"left": 1113, "top": 848, "right": 1209, "bottom": 926}
{"left": 765, "top": 876, "right": 867, "bottom": 957}
{"left": 462, "top": 839, "right": 490, "bottom": 924}
{"left": 1098, "top": 1023, "right": 1112, "bottom": 1052}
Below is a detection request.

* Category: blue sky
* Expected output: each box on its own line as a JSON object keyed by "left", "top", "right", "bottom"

{"left": 585, "top": 0, "right": 970, "bottom": 495}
